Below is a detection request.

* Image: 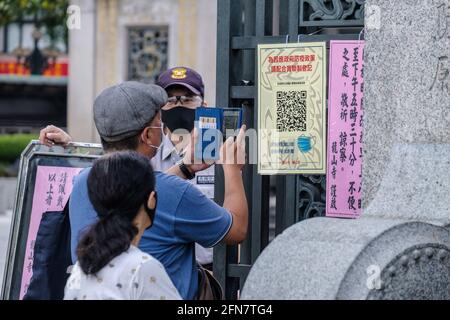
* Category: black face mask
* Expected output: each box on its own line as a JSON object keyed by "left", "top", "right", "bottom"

{"left": 144, "top": 192, "right": 157, "bottom": 230}
{"left": 161, "top": 107, "right": 196, "bottom": 133}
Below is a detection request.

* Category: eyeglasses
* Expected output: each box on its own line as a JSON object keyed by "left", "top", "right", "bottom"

{"left": 166, "top": 95, "right": 202, "bottom": 107}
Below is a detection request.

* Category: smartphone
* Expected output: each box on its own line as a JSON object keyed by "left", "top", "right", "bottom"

{"left": 195, "top": 107, "right": 222, "bottom": 161}
{"left": 194, "top": 107, "right": 243, "bottom": 161}
{"left": 222, "top": 108, "right": 243, "bottom": 140}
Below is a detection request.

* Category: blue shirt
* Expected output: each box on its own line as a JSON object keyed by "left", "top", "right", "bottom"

{"left": 151, "top": 133, "right": 216, "bottom": 265}
{"left": 69, "top": 168, "right": 232, "bottom": 300}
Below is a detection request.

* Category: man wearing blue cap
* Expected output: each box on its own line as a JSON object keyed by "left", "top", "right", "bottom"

{"left": 154, "top": 66, "right": 216, "bottom": 270}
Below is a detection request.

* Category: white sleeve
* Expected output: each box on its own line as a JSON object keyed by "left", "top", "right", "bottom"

{"left": 130, "top": 258, "right": 182, "bottom": 300}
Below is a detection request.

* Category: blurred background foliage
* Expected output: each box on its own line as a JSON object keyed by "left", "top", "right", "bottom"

{"left": 0, "top": 134, "right": 37, "bottom": 177}
{"left": 0, "top": 0, "right": 69, "bottom": 48}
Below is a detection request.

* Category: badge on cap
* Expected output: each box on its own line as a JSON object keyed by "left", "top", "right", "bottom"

{"left": 171, "top": 68, "right": 187, "bottom": 79}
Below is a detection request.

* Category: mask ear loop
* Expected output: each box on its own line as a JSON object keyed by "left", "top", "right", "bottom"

{"left": 145, "top": 191, "right": 157, "bottom": 229}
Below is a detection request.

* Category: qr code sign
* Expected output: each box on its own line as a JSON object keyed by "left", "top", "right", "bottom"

{"left": 276, "top": 91, "right": 307, "bottom": 132}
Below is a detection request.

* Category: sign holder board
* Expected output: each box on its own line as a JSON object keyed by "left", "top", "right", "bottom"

{"left": 1, "top": 141, "right": 103, "bottom": 300}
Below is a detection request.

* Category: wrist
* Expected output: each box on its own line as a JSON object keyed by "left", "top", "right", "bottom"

{"left": 222, "top": 165, "right": 243, "bottom": 174}
{"left": 183, "top": 161, "right": 195, "bottom": 175}
{"left": 177, "top": 160, "right": 195, "bottom": 180}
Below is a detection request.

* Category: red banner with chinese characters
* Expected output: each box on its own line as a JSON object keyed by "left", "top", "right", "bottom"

{"left": 0, "top": 55, "right": 68, "bottom": 77}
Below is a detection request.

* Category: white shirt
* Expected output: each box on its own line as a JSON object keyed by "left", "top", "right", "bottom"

{"left": 151, "top": 133, "right": 214, "bottom": 265}
{"left": 64, "top": 245, "right": 181, "bottom": 300}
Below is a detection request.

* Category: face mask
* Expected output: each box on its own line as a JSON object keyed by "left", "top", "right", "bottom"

{"left": 161, "top": 107, "right": 196, "bottom": 133}
{"left": 147, "top": 124, "right": 163, "bottom": 150}
{"left": 144, "top": 192, "right": 157, "bottom": 229}
{"left": 148, "top": 143, "right": 161, "bottom": 150}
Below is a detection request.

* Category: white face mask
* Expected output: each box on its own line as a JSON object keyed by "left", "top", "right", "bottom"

{"left": 148, "top": 143, "right": 161, "bottom": 150}
{"left": 147, "top": 124, "right": 163, "bottom": 150}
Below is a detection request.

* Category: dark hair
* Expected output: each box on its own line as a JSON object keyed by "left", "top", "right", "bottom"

{"left": 100, "top": 135, "right": 140, "bottom": 152}
{"left": 76, "top": 151, "right": 156, "bottom": 274}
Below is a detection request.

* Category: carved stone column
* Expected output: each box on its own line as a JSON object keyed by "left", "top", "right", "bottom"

{"left": 242, "top": 0, "right": 450, "bottom": 300}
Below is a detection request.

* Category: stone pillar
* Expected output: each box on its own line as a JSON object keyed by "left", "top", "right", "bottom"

{"left": 67, "top": 0, "right": 98, "bottom": 142}
{"left": 242, "top": 0, "right": 450, "bottom": 300}
{"left": 178, "top": 0, "right": 198, "bottom": 68}
{"left": 195, "top": 0, "right": 217, "bottom": 107}
{"left": 0, "top": 28, "right": 4, "bottom": 52}
{"left": 96, "top": 0, "right": 119, "bottom": 91}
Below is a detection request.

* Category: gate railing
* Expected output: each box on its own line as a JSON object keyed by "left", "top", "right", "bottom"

{"left": 214, "top": 0, "right": 364, "bottom": 299}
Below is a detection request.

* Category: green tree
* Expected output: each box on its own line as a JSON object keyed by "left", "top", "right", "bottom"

{"left": 0, "top": 0, "right": 69, "bottom": 48}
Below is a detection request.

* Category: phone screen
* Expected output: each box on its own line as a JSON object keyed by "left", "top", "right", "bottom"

{"left": 222, "top": 110, "right": 240, "bottom": 133}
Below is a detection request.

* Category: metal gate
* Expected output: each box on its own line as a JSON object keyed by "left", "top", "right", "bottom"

{"left": 213, "top": 0, "right": 365, "bottom": 299}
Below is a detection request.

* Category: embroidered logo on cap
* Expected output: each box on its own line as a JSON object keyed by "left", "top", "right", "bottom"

{"left": 171, "top": 68, "right": 187, "bottom": 79}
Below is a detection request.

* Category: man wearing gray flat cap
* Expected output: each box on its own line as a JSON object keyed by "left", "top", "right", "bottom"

{"left": 39, "top": 81, "right": 248, "bottom": 300}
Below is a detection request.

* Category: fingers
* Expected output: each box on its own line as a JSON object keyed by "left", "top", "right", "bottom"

{"left": 46, "top": 133, "right": 62, "bottom": 141}
{"left": 39, "top": 125, "right": 56, "bottom": 147}
{"left": 189, "top": 128, "right": 198, "bottom": 164}
{"left": 237, "top": 127, "right": 246, "bottom": 165}
{"left": 39, "top": 128, "right": 47, "bottom": 145}
{"left": 238, "top": 124, "right": 246, "bottom": 137}
{"left": 47, "top": 132, "right": 68, "bottom": 146}
{"left": 38, "top": 125, "right": 72, "bottom": 147}
{"left": 219, "top": 136, "right": 235, "bottom": 165}
{"left": 236, "top": 124, "right": 246, "bottom": 147}
{"left": 192, "top": 127, "right": 199, "bottom": 143}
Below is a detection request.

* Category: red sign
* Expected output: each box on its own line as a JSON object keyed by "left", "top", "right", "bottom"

{"left": 0, "top": 55, "right": 69, "bottom": 77}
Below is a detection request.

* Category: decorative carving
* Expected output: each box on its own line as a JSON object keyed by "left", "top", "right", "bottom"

{"left": 127, "top": 26, "right": 168, "bottom": 83}
{"left": 430, "top": 55, "right": 450, "bottom": 92}
{"left": 368, "top": 245, "right": 450, "bottom": 300}
{"left": 302, "top": 0, "right": 365, "bottom": 21}
{"left": 121, "top": 0, "right": 173, "bottom": 23}
{"left": 296, "top": 175, "right": 326, "bottom": 220}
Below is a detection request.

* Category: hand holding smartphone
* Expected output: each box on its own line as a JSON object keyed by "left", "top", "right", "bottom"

{"left": 194, "top": 107, "right": 243, "bottom": 161}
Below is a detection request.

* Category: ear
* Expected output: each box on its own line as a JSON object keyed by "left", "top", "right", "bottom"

{"left": 147, "top": 191, "right": 157, "bottom": 210}
{"left": 140, "top": 126, "right": 151, "bottom": 144}
{"left": 202, "top": 100, "right": 208, "bottom": 107}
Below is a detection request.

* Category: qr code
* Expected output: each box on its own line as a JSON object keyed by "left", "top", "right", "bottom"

{"left": 276, "top": 91, "right": 307, "bottom": 132}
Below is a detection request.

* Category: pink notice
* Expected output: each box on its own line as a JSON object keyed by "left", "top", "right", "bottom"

{"left": 20, "top": 165, "right": 83, "bottom": 299}
{"left": 326, "top": 40, "right": 364, "bottom": 218}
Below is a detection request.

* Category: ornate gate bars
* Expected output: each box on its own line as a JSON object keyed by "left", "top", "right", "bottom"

{"left": 214, "top": 0, "right": 364, "bottom": 299}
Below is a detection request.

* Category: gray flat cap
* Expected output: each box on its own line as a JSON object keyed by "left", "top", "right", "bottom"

{"left": 93, "top": 81, "right": 167, "bottom": 142}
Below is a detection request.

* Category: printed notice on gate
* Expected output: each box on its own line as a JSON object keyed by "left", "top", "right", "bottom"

{"left": 326, "top": 40, "right": 364, "bottom": 219}
{"left": 257, "top": 42, "right": 327, "bottom": 174}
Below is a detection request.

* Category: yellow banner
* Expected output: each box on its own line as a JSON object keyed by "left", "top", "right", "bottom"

{"left": 258, "top": 42, "right": 327, "bottom": 174}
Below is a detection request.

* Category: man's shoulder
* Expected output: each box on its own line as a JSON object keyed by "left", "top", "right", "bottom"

{"left": 73, "top": 167, "right": 92, "bottom": 185}
{"left": 154, "top": 171, "right": 205, "bottom": 212}
{"left": 154, "top": 171, "right": 191, "bottom": 190}
{"left": 69, "top": 167, "right": 93, "bottom": 212}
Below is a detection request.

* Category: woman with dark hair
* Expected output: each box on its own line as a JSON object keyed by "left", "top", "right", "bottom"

{"left": 64, "top": 151, "right": 181, "bottom": 300}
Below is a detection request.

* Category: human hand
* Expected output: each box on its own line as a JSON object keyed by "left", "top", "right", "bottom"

{"left": 218, "top": 125, "right": 247, "bottom": 171}
{"left": 39, "top": 125, "right": 72, "bottom": 147}
{"left": 181, "top": 127, "right": 213, "bottom": 173}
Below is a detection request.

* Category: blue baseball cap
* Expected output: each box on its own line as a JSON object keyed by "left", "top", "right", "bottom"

{"left": 156, "top": 66, "right": 204, "bottom": 97}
